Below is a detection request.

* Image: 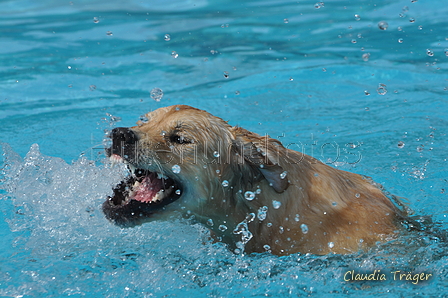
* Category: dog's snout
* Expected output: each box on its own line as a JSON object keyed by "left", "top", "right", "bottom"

{"left": 111, "top": 127, "right": 138, "bottom": 143}
{"left": 107, "top": 127, "right": 139, "bottom": 160}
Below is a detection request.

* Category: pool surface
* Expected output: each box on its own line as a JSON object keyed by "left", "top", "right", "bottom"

{"left": 1, "top": 0, "right": 447, "bottom": 297}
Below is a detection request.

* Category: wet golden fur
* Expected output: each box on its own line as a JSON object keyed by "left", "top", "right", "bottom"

{"left": 128, "top": 105, "right": 404, "bottom": 255}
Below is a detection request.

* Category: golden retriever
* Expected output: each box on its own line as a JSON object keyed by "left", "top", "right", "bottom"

{"left": 103, "top": 105, "right": 406, "bottom": 255}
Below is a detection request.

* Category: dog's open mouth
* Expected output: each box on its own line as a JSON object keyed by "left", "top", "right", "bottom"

{"left": 102, "top": 154, "right": 182, "bottom": 227}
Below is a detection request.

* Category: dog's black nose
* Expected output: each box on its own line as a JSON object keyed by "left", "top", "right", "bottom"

{"left": 107, "top": 127, "right": 139, "bottom": 161}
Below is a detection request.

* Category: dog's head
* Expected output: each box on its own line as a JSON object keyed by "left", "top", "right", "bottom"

{"left": 102, "top": 105, "right": 289, "bottom": 227}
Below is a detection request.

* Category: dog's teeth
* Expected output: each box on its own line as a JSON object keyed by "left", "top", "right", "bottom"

{"left": 157, "top": 172, "right": 168, "bottom": 180}
{"left": 109, "top": 154, "right": 123, "bottom": 166}
{"left": 121, "top": 194, "right": 131, "bottom": 206}
{"left": 152, "top": 191, "right": 163, "bottom": 202}
{"left": 153, "top": 190, "right": 165, "bottom": 202}
{"left": 152, "top": 188, "right": 172, "bottom": 202}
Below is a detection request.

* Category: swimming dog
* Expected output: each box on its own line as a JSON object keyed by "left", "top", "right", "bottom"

{"left": 103, "top": 105, "right": 405, "bottom": 255}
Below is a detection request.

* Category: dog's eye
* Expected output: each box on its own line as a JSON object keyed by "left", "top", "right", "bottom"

{"left": 170, "top": 134, "right": 191, "bottom": 144}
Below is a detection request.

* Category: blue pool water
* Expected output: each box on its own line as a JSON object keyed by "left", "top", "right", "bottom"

{"left": 1, "top": 0, "right": 447, "bottom": 296}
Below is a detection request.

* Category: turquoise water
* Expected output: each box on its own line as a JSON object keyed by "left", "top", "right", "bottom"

{"left": 1, "top": 0, "right": 447, "bottom": 297}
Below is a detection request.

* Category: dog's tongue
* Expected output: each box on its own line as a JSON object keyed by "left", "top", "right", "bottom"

{"left": 133, "top": 174, "right": 169, "bottom": 203}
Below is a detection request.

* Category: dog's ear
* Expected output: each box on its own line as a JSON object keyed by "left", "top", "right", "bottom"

{"left": 231, "top": 127, "right": 289, "bottom": 193}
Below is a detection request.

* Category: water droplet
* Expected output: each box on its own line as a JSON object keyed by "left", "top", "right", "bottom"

{"left": 150, "top": 88, "right": 163, "bottom": 101}
{"left": 93, "top": 17, "right": 100, "bottom": 23}
{"left": 294, "top": 214, "right": 300, "bottom": 222}
{"left": 444, "top": 48, "right": 448, "bottom": 56}
{"left": 328, "top": 242, "right": 335, "bottom": 248}
{"left": 175, "top": 189, "right": 181, "bottom": 195}
{"left": 267, "top": 222, "right": 272, "bottom": 227}
{"left": 216, "top": 169, "right": 220, "bottom": 174}
{"left": 164, "top": 34, "right": 170, "bottom": 41}
{"left": 416, "top": 146, "right": 424, "bottom": 152}
{"left": 219, "top": 225, "right": 227, "bottom": 232}
{"left": 222, "top": 180, "right": 229, "bottom": 187}
{"left": 283, "top": 18, "right": 289, "bottom": 24}
{"left": 246, "top": 213, "right": 256, "bottom": 222}
{"left": 355, "top": 193, "right": 360, "bottom": 198}
{"left": 263, "top": 244, "right": 271, "bottom": 251}
{"left": 255, "top": 188, "right": 261, "bottom": 194}
{"left": 106, "top": 31, "right": 113, "bottom": 36}
{"left": 272, "top": 200, "right": 281, "bottom": 209}
{"left": 172, "top": 164, "right": 181, "bottom": 174}
{"left": 233, "top": 221, "right": 253, "bottom": 244}
{"left": 139, "top": 115, "right": 149, "bottom": 123}
{"left": 364, "top": 90, "right": 370, "bottom": 96}
{"left": 67, "top": 66, "right": 72, "bottom": 69}
{"left": 398, "top": 38, "right": 404, "bottom": 43}
{"left": 171, "top": 51, "right": 178, "bottom": 58}
{"left": 301, "top": 224, "right": 309, "bottom": 234}
{"left": 354, "top": 14, "right": 361, "bottom": 21}
{"left": 89, "top": 85, "right": 96, "bottom": 91}
{"left": 409, "top": 18, "right": 415, "bottom": 23}
{"left": 314, "top": 2, "right": 324, "bottom": 9}
{"left": 418, "top": 25, "right": 423, "bottom": 30}
{"left": 397, "top": 141, "right": 405, "bottom": 148}
{"left": 377, "top": 21, "right": 388, "bottom": 30}
{"left": 351, "top": 39, "right": 357, "bottom": 44}
{"left": 426, "top": 49, "right": 434, "bottom": 57}
{"left": 244, "top": 191, "right": 256, "bottom": 201}
{"left": 332, "top": 202, "right": 338, "bottom": 206}
{"left": 207, "top": 219, "right": 214, "bottom": 226}
{"left": 362, "top": 53, "right": 370, "bottom": 61}
{"left": 235, "top": 90, "right": 240, "bottom": 95}
{"left": 377, "top": 83, "right": 387, "bottom": 95}
{"left": 279, "top": 226, "right": 284, "bottom": 234}
{"left": 213, "top": 151, "right": 220, "bottom": 158}
{"left": 258, "top": 206, "right": 268, "bottom": 221}
{"left": 280, "top": 171, "right": 287, "bottom": 179}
